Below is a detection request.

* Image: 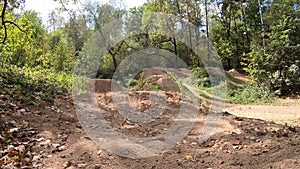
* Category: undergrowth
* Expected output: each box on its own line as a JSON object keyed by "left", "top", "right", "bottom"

{"left": 0, "top": 65, "right": 72, "bottom": 105}
{"left": 193, "top": 70, "right": 276, "bottom": 104}
{"left": 229, "top": 83, "right": 276, "bottom": 104}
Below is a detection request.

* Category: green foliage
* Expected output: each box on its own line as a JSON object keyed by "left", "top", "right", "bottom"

{"left": 0, "top": 11, "right": 47, "bottom": 67}
{"left": 266, "top": 1, "right": 300, "bottom": 95}
{"left": 243, "top": 45, "right": 274, "bottom": 80}
{"left": 72, "top": 76, "right": 91, "bottom": 95}
{"left": 0, "top": 0, "right": 299, "bottom": 107}
{"left": 230, "top": 83, "right": 276, "bottom": 104}
{"left": 131, "top": 72, "right": 147, "bottom": 91}
{"left": 47, "top": 29, "right": 76, "bottom": 73}
{"left": 0, "top": 66, "right": 72, "bottom": 105}
{"left": 192, "top": 67, "right": 210, "bottom": 87}
{"left": 212, "top": 0, "right": 300, "bottom": 96}
{"left": 211, "top": 0, "right": 251, "bottom": 70}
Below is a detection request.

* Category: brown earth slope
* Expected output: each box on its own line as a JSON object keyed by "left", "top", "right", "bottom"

{"left": 1, "top": 90, "right": 300, "bottom": 169}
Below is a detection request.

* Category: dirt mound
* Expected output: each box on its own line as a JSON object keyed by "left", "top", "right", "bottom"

{"left": 143, "top": 68, "right": 167, "bottom": 79}
{"left": 156, "top": 77, "right": 180, "bottom": 92}
{"left": 228, "top": 69, "right": 243, "bottom": 77}
{"left": 94, "top": 92, "right": 300, "bottom": 168}
{"left": 227, "top": 69, "right": 251, "bottom": 85}
{"left": 132, "top": 68, "right": 181, "bottom": 92}
{"left": 1, "top": 92, "right": 300, "bottom": 168}
{"left": 93, "top": 79, "right": 121, "bottom": 93}
{"left": 142, "top": 75, "right": 180, "bottom": 92}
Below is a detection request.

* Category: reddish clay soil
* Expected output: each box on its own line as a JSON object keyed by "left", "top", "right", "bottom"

{"left": 1, "top": 90, "right": 300, "bottom": 169}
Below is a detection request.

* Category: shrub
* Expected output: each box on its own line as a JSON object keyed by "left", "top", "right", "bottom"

{"left": 0, "top": 65, "right": 72, "bottom": 105}
{"left": 230, "top": 83, "right": 276, "bottom": 104}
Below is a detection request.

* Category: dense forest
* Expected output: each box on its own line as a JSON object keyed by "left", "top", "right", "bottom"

{"left": 0, "top": 0, "right": 299, "bottom": 104}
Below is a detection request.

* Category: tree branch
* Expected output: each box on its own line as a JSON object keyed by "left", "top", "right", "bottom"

{"left": 59, "top": 0, "right": 75, "bottom": 22}
{"left": 123, "top": 40, "right": 139, "bottom": 50}
{"left": 4, "top": 20, "right": 25, "bottom": 32}
{"left": 1, "top": 0, "right": 25, "bottom": 43}
{"left": 1, "top": 0, "right": 8, "bottom": 43}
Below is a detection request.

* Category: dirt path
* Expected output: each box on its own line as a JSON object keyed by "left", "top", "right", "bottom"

{"left": 224, "top": 104, "right": 300, "bottom": 126}
{"left": 223, "top": 98, "right": 300, "bottom": 126}
{"left": 183, "top": 77, "right": 300, "bottom": 127}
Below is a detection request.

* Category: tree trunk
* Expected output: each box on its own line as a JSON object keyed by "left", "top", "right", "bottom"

{"left": 258, "top": 0, "right": 266, "bottom": 54}
{"left": 205, "top": 0, "right": 211, "bottom": 60}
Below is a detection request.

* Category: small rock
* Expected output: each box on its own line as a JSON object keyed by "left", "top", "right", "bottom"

{"left": 32, "top": 155, "right": 41, "bottom": 162}
{"left": 61, "top": 154, "right": 71, "bottom": 158}
{"left": 17, "top": 145, "right": 26, "bottom": 153}
{"left": 24, "top": 157, "right": 31, "bottom": 163}
{"left": 34, "top": 111, "right": 42, "bottom": 115}
{"left": 191, "top": 142, "right": 198, "bottom": 146}
{"left": 63, "top": 160, "right": 72, "bottom": 168}
{"left": 185, "top": 155, "right": 193, "bottom": 161}
{"left": 60, "top": 135, "right": 68, "bottom": 141}
{"left": 9, "top": 127, "right": 19, "bottom": 133}
{"left": 40, "top": 139, "right": 51, "bottom": 146}
{"left": 233, "top": 145, "right": 239, "bottom": 149}
{"left": 95, "top": 164, "right": 101, "bottom": 169}
{"left": 36, "top": 137, "right": 45, "bottom": 142}
{"left": 52, "top": 143, "right": 61, "bottom": 148}
{"left": 58, "top": 145, "right": 67, "bottom": 151}
{"left": 78, "top": 163, "right": 87, "bottom": 168}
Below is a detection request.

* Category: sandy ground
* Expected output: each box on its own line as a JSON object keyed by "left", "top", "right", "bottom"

{"left": 224, "top": 99, "right": 300, "bottom": 126}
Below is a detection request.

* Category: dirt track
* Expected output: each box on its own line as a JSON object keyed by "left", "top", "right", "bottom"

{"left": 224, "top": 103, "right": 300, "bottom": 127}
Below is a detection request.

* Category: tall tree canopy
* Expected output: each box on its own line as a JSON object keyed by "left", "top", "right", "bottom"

{"left": 0, "top": 0, "right": 299, "bottom": 95}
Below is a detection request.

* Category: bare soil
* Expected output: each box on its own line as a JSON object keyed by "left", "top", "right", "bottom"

{"left": 224, "top": 103, "right": 300, "bottom": 127}
{"left": 1, "top": 90, "right": 300, "bottom": 169}
{"left": 1, "top": 69, "right": 299, "bottom": 168}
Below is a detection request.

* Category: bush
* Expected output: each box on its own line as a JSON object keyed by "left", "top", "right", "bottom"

{"left": 192, "top": 67, "right": 210, "bottom": 87}
{"left": 0, "top": 65, "right": 72, "bottom": 105}
{"left": 230, "top": 83, "right": 276, "bottom": 104}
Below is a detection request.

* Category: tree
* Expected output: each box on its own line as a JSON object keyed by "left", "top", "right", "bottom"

{"left": 242, "top": 0, "right": 300, "bottom": 95}
{"left": 47, "top": 10, "right": 65, "bottom": 32}
{"left": 47, "top": 28, "right": 76, "bottom": 72}
{"left": 267, "top": 0, "right": 300, "bottom": 94}
{"left": 0, "top": 0, "right": 25, "bottom": 43}
{"left": 0, "top": 10, "right": 47, "bottom": 67}
{"left": 80, "top": 2, "right": 126, "bottom": 75}
{"left": 63, "top": 12, "right": 90, "bottom": 53}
